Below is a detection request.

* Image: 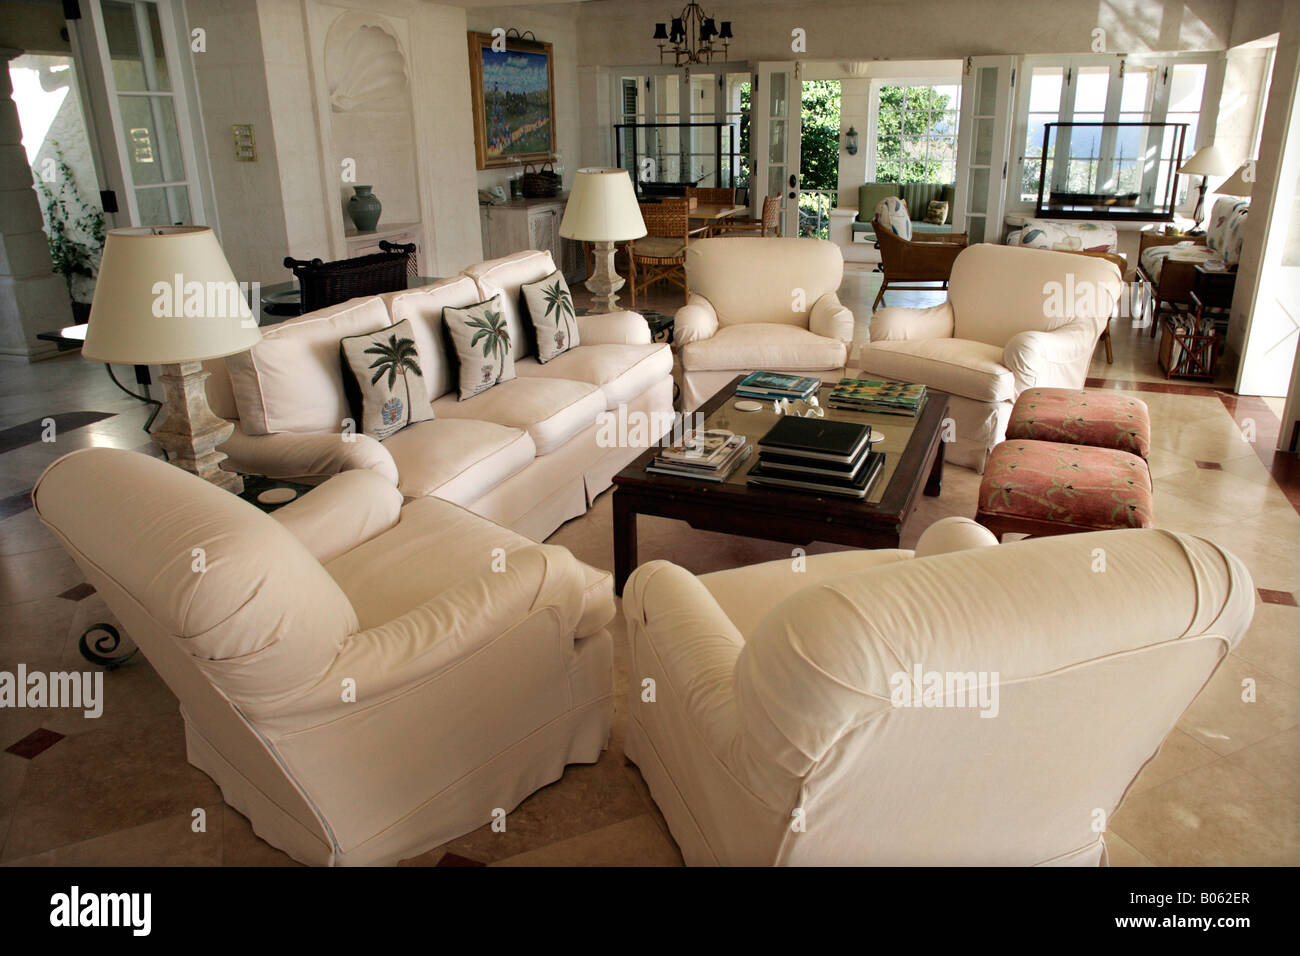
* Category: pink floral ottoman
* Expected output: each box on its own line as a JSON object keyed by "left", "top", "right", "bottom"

{"left": 975, "top": 439, "right": 1155, "bottom": 538}
{"left": 1007, "top": 388, "right": 1151, "bottom": 459}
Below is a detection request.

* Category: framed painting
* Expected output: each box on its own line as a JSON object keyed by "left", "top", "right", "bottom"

{"left": 467, "top": 32, "right": 557, "bottom": 170}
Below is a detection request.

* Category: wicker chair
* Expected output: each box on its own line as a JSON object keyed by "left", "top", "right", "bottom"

{"left": 284, "top": 240, "right": 416, "bottom": 313}
{"left": 872, "top": 213, "right": 967, "bottom": 310}
{"left": 629, "top": 199, "right": 692, "bottom": 308}
{"left": 684, "top": 186, "right": 737, "bottom": 205}
{"left": 710, "top": 195, "right": 781, "bottom": 238}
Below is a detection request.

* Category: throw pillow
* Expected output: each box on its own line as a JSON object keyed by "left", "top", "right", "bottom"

{"left": 443, "top": 293, "right": 517, "bottom": 400}
{"left": 924, "top": 200, "right": 949, "bottom": 226}
{"left": 339, "top": 319, "right": 435, "bottom": 441}
{"left": 520, "top": 269, "right": 580, "bottom": 363}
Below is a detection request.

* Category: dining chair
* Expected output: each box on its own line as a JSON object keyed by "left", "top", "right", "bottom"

{"left": 710, "top": 195, "right": 782, "bottom": 238}
{"left": 629, "top": 199, "right": 691, "bottom": 309}
{"left": 684, "top": 186, "right": 737, "bottom": 206}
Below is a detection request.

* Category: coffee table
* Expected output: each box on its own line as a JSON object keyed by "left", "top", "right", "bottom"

{"left": 611, "top": 376, "right": 950, "bottom": 594}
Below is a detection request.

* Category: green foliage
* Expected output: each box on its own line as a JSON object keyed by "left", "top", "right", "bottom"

{"left": 35, "top": 143, "right": 104, "bottom": 303}
{"left": 799, "top": 80, "right": 841, "bottom": 192}
{"left": 875, "top": 86, "right": 956, "bottom": 185}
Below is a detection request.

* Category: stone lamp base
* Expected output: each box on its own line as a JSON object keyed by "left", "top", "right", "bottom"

{"left": 585, "top": 240, "right": 627, "bottom": 313}
{"left": 150, "top": 361, "right": 243, "bottom": 494}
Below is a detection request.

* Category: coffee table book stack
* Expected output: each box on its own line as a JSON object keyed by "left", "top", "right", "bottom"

{"left": 735, "top": 371, "right": 822, "bottom": 402}
{"left": 645, "top": 428, "right": 753, "bottom": 482}
{"left": 829, "top": 378, "right": 926, "bottom": 416}
{"left": 747, "top": 416, "right": 885, "bottom": 499}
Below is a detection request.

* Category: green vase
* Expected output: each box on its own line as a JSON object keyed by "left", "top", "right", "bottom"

{"left": 348, "top": 185, "right": 382, "bottom": 232}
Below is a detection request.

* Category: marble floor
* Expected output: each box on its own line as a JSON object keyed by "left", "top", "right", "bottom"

{"left": 0, "top": 270, "right": 1296, "bottom": 866}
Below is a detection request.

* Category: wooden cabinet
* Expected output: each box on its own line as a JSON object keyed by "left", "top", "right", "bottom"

{"left": 479, "top": 195, "right": 584, "bottom": 283}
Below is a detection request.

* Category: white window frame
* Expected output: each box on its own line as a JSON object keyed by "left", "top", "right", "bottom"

{"left": 1006, "top": 52, "right": 1223, "bottom": 217}
{"left": 865, "top": 76, "right": 963, "bottom": 185}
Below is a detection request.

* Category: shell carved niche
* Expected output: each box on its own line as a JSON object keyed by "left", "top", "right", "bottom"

{"left": 326, "top": 19, "right": 410, "bottom": 113}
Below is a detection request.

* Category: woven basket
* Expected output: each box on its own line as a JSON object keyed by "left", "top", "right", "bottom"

{"left": 521, "top": 162, "right": 561, "bottom": 198}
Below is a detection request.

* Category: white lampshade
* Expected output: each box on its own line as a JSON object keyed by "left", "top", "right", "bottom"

{"left": 1216, "top": 163, "right": 1254, "bottom": 197}
{"left": 1178, "top": 144, "right": 1235, "bottom": 178}
{"left": 558, "top": 168, "right": 647, "bottom": 242}
{"left": 83, "top": 226, "right": 261, "bottom": 365}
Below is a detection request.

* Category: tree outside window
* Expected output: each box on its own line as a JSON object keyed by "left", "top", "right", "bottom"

{"left": 875, "top": 84, "right": 960, "bottom": 185}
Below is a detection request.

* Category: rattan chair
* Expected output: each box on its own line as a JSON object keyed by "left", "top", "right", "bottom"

{"left": 872, "top": 215, "right": 967, "bottom": 310}
{"left": 710, "top": 195, "right": 781, "bottom": 238}
{"left": 629, "top": 199, "right": 691, "bottom": 308}
{"left": 684, "top": 186, "right": 737, "bottom": 206}
{"left": 284, "top": 240, "right": 415, "bottom": 313}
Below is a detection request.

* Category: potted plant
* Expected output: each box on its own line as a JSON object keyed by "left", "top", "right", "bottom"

{"left": 36, "top": 143, "right": 105, "bottom": 325}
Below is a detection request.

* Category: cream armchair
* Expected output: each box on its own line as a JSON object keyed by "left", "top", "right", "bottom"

{"left": 858, "top": 244, "right": 1121, "bottom": 471}
{"left": 623, "top": 518, "right": 1253, "bottom": 866}
{"left": 675, "top": 237, "right": 855, "bottom": 410}
{"left": 34, "top": 448, "right": 616, "bottom": 866}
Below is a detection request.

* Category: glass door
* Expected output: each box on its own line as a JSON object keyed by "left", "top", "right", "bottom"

{"left": 752, "top": 62, "right": 801, "bottom": 236}
{"left": 67, "top": 0, "right": 206, "bottom": 227}
{"left": 954, "top": 56, "right": 1016, "bottom": 243}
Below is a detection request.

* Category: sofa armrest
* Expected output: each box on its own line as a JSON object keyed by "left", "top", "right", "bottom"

{"left": 219, "top": 426, "right": 399, "bottom": 486}
{"left": 1002, "top": 318, "right": 1099, "bottom": 392}
{"left": 624, "top": 560, "right": 742, "bottom": 760}
{"left": 868, "top": 301, "right": 955, "bottom": 343}
{"left": 257, "top": 544, "right": 588, "bottom": 727}
{"left": 914, "top": 516, "right": 1000, "bottom": 558}
{"left": 673, "top": 295, "right": 720, "bottom": 347}
{"left": 576, "top": 309, "right": 652, "bottom": 346}
{"left": 810, "top": 291, "right": 855, "bottom": 343}
{"left": 270, "top": 470, "right": 403, "bottom": 563}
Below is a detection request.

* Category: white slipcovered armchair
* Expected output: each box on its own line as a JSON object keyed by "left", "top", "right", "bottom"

{"left": 858, "top": 244, "right": 1121, "bottom": 471}
{"left": 675, "top": 237, "right": 855, "bottom": 410}
{"left": 34, "top": 448, "right": 616, "bottom": 866}
{"left": 622, "top": 517, "right": 1253, "bottom": 866}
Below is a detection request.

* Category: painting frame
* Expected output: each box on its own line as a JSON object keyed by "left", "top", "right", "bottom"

{"left": 467, "top": 31, "right": 557, "bottom": 170}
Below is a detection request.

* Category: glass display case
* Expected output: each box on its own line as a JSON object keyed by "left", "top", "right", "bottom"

{"left": 1033, "top": 121, "right": 1189, "bottom": 221}
{"left": 613, "top": 122, "right": 742, "bottom": 198}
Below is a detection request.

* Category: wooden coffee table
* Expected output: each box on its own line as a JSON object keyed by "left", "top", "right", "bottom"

{"left": 611, "top": 377, "right": 950, "bottom": 594}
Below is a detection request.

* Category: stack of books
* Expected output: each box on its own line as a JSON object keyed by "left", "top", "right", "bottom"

{"left": 746, "top": 416, "right": 885, "bottom": 499}
{"left": 735, "top": 371, "right": 822, "bottom": 403}
{"left": 827, "top": 378, "right": 926, "bottom": 417}
{"left": 646, "top": 429, "right": 753, "bottom": 482}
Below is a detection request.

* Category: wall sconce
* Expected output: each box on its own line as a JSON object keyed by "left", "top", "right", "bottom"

{"left": 844, "top": 126, "right": 859, "bottom": 156}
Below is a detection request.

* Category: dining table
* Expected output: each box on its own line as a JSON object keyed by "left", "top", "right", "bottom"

{"left": 688, "top": 203, "right": 749, "bottom": 236}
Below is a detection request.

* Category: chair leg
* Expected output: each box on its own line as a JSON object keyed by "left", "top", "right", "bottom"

{"left": 873, "top": 281, "right": 887, "bottom": 311}
{"left": 1102, "top": 325, "right": 1113, "bottom": 364}
{"left": 629, "top": 257, "right": 637, "bottom": 310}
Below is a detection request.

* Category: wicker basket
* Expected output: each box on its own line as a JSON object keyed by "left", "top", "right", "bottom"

{"left": 520, "top": 162, "right": 561, "bottom": 198}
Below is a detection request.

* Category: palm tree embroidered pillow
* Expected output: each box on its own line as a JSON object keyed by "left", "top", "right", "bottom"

{"left": 443, "top": 293, "right": 517, "bottom": 400}
{"left": 520, "top": 270, "right": 579, "bottom": 363}
{"left": 339, "top": 319, "right": 435, "bottom": 441}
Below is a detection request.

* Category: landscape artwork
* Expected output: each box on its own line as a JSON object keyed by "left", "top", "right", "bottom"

{"left": 468, "top": 32, "right": 556, "bottom": 169}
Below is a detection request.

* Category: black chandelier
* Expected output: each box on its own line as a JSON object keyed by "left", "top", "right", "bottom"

{"left": 653, "top": 3, "right": 733, "bottom": 67}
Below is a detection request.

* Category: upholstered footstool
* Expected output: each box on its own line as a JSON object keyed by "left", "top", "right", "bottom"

{"left": 1007, "top": 387, "right": 1151, "bottom": 459}
{"left": 976, "top": 439, "right": 1155, "bottom": 538}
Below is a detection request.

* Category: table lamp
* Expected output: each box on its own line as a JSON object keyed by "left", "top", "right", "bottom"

{"left": 1215, "top": 162, "right": 1254, "bottom": 198}
{"left": 82, "top": 226, "right": 262, "bottom": 494}
{"left": 559, "top": 168, "right": 646, "bottom": 312}
{"left": 1178, "top": 144, "right": 1235, "bottom": 231}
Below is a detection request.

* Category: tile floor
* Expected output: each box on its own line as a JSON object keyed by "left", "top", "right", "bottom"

{"left": 0, "top": 269, "right": 1296, "bottom": 866}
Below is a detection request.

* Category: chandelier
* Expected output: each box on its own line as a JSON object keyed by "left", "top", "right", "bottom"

{"left": 653, "top": 3, "right": 733, "bottom": 67}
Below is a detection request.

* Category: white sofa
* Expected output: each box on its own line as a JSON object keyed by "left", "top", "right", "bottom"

{"left": 35, "top": 447, "right": 617, "bottom": 866}
{"left": 622, "top": 517, "right": 1254, "bottom": 866}
{"left": 858, "top": 243, "right": 1122, "bottom": 472}
{"left": 204, "top": 250, "right": 675, "bottom": 541}
{"left": 674, "top": 237, "right": 855, "bottom": 411}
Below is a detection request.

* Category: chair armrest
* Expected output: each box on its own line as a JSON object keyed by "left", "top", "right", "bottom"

{"left": 270, "top": 470, "right": 403, "bottom": 563}
{"left": 624, "top": 560, "right": 743, "bottom": 760}
{"left": 810, "top": 291, "right": 855, "bottom": 343}
{"left": 576, "top": 310, "right": 652, "bottom": 345}
{"left": 1002, "top": 319, "right": 1100, "bottom": 392}
{"left": 219, "top": 426, "right": 399, "bottom": 486}
{"left": 914, "top": 516, "right": 1000, "bottom": 558}
{"left": 258, "top": 544, "right": 588, "bottom": 727}
{"left": 674, "top": 295, "right": 720, "bottom": 347}
{"left": 867, "top": 301, "right": 955, "bottom": 343}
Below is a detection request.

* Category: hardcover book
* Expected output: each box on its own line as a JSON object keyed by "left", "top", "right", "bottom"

{"left": 757, "top": 416, "right": 872, "bottom": 464}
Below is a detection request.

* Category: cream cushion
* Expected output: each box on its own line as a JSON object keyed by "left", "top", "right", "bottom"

{"left": 515, "top": 343, "right": 673, "bottom": 409}
{"left": 227, "top": 296, "right": 391, "bottom": 435}
{"left": 387, "top": 276, "right": 483, "bottom": 400}
{"left": 859, "top": 338, "right": 1015, "bottom": 403}
{"left": 680, "top": 324, "right": 848, "bottom": 372}
{"left": 381, "top": 418, "right": 536, "bottom": 502}
{"left": 463, "top": 249, "right": 557, "bottom": 361}
{"left": 432, "top": 376, "right": 606, "bottom": 456}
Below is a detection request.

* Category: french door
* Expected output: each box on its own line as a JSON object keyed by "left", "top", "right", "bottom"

{"left": 752, "top": 62, "right": 802, "bottom": 237}
{"left": 953, "top": 56, "right": 1016, "bottom": 243}
{"left": 66, "top": 0, "right": 207, "bottom": 228}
